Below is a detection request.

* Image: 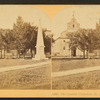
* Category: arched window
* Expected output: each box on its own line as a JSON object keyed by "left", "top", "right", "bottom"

{"left": 73, "top": 24, "right": 75, "bottom": 28}
{"left": 63, "top": 46, "right": 65, "bottom": 50}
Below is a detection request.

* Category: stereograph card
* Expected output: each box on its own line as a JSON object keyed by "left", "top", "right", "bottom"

{"left": 0, "top": 4, "right": 100, "bottom": 98}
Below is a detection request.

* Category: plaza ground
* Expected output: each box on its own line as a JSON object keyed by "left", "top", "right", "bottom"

{"left": 0, "top": 59, "right": 51, "bottom": 89}
{"left": 52, "top": 59, "right": 100, "bottom": 89}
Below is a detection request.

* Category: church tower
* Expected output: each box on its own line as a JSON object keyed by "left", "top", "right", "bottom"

{"left": 67, "top": 12, "right": 80, "bottom": 32}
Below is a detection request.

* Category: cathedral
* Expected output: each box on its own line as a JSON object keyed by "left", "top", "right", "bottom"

{"left": 52, "top": 15, "right": 84, "bottom": 58}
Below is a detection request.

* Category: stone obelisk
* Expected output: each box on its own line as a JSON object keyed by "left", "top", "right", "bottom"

{"left": 34, "top": 19, "right": 47, "bottom": 60}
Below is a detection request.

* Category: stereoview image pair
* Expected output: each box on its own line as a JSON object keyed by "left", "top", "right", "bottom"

{"left": 0, "top": 5, "right": 100, "bottom": 90}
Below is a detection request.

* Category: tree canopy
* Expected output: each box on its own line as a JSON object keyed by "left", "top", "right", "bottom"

{"left": 67, "top": 28, "right": 100, "bottom": 58}
{"left": 0, "top": 16, "right": 51, "bottom": 58}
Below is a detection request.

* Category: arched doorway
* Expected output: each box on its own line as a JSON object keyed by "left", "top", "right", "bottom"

{"left": 71, "top": 48, "right": 76, "bottom": 57}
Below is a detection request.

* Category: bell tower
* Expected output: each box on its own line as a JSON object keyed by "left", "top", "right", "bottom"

{"left": 67, "top": 12, "right": 80, "bottom": 32}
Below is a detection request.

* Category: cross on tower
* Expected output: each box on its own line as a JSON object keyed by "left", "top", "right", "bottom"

{"left": 73, "top": 11, "right": 75, "bottom": 18}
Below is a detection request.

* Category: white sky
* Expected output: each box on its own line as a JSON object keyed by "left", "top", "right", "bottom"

{"left": 1, "top": 5, "right": 100, "bottom": 39}
{"left": 0, "top": 5, "right": 51, "bottom": 30}
{"left": 52, "top": 5, "right": 100, "bottom": 39}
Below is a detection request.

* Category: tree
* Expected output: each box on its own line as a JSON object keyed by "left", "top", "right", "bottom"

{"left": 13, "top": 16, "right": 51, "bottom": 58}
{"left": 13, "top": 16, "right": 25, "bottom": 58}
{"left": 43, "top": 29, "right": 51, "bottom": 54}
{"left": 13, "top": 16, "right": 38, "bottom": 58}
{"left": 0, "top": 29, "right": 14, "bottom": 58}
{"left": 94, "top": 23, "right": 100, "bottom": 50}
{"left": 67, "top": 29, "right": 96, "bottom": 58}
{"left": 22, "top": 22, "right": 37, "bottom": 58}
{"left": 0, "top": 32, "right": 5, "bottom": 58}
{"left": 4, "top": 29, "right": 15, "bottom": 49}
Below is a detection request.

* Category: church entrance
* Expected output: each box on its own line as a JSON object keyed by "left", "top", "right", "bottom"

{"left": 71, "top": 48, "right": 76, "bottom": 57}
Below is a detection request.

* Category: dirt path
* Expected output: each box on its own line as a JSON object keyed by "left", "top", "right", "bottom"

{"left": 52, "top": 65, "right": 100, "bottom": 77}
{"left": 0, "top": 60, "right": 51, "bottom": 72}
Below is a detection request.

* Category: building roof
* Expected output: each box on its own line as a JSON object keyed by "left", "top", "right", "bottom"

{"left": 60, "top": 30, "right": 68, "bottom": 38}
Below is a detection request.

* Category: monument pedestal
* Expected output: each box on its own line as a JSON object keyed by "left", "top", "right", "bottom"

{"left": 33, "top": 46, "right": 48, "bottom": 60}
{"left": 33, "top": 55, "right": 48, "bottom": 60}
{"left": 33, "top": 56, "right": 48, "bottom": 60}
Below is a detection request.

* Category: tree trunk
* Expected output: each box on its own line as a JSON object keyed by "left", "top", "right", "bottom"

{"left": 22, "top": 49, "right": 25, "bottom": 59}
{"left": 83, "top": 50, "right": 85, "bottom": 58}
{"left": 23, "top": 52, "right": 25, "bottom": 59}
{"left": 4, "top": 48, "right": 5, "bottom": 59}
{"left": 99, "top": 49, "right": 100, "bottom": 59}
{"left": 18, "top": 49, "right": 20, "bottom": 59}
{"left": 86, "top": 49, "right": 88, "bottom": 59}
{"left": 30, "top": 48, "right": 33, "bottom": 58}
{"left": 1, "top": 49, "right": 2, "bottom": 59}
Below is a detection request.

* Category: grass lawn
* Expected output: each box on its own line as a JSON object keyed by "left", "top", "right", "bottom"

{"left": 0, "top": 59, "right": 51, "bottom": 89}
{"left": 52, "top": 59, "right": 100, "bottom": 72}
{"left": 0, "top": 59, "right": 49, "bottom": 68}
{"left": 0, "top": 64, "right": 51, "bottom": 89}
{"left": 52, "top": 70, "right": 100, "bottom": 89}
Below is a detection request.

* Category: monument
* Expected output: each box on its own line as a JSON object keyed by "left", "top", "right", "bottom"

{"left": 33, "top": 19, "right": 47, "bottom": 60}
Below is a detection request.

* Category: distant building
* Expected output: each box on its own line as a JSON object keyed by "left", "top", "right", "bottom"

{"left": 44, "top": 30, "right": 52, "bottom": 38}
{"left": 52, "top": 14, "right": 84, "bottom": 57}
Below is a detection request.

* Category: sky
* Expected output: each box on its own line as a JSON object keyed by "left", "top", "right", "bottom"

{"left": 0, "top": 5, "right": 100, "bottom": 39}
{"left": 0, "top": 5, "right": 51, "bottom": 30}
{"left": 52, "top": 5, "right": 100, "bottom": 39}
